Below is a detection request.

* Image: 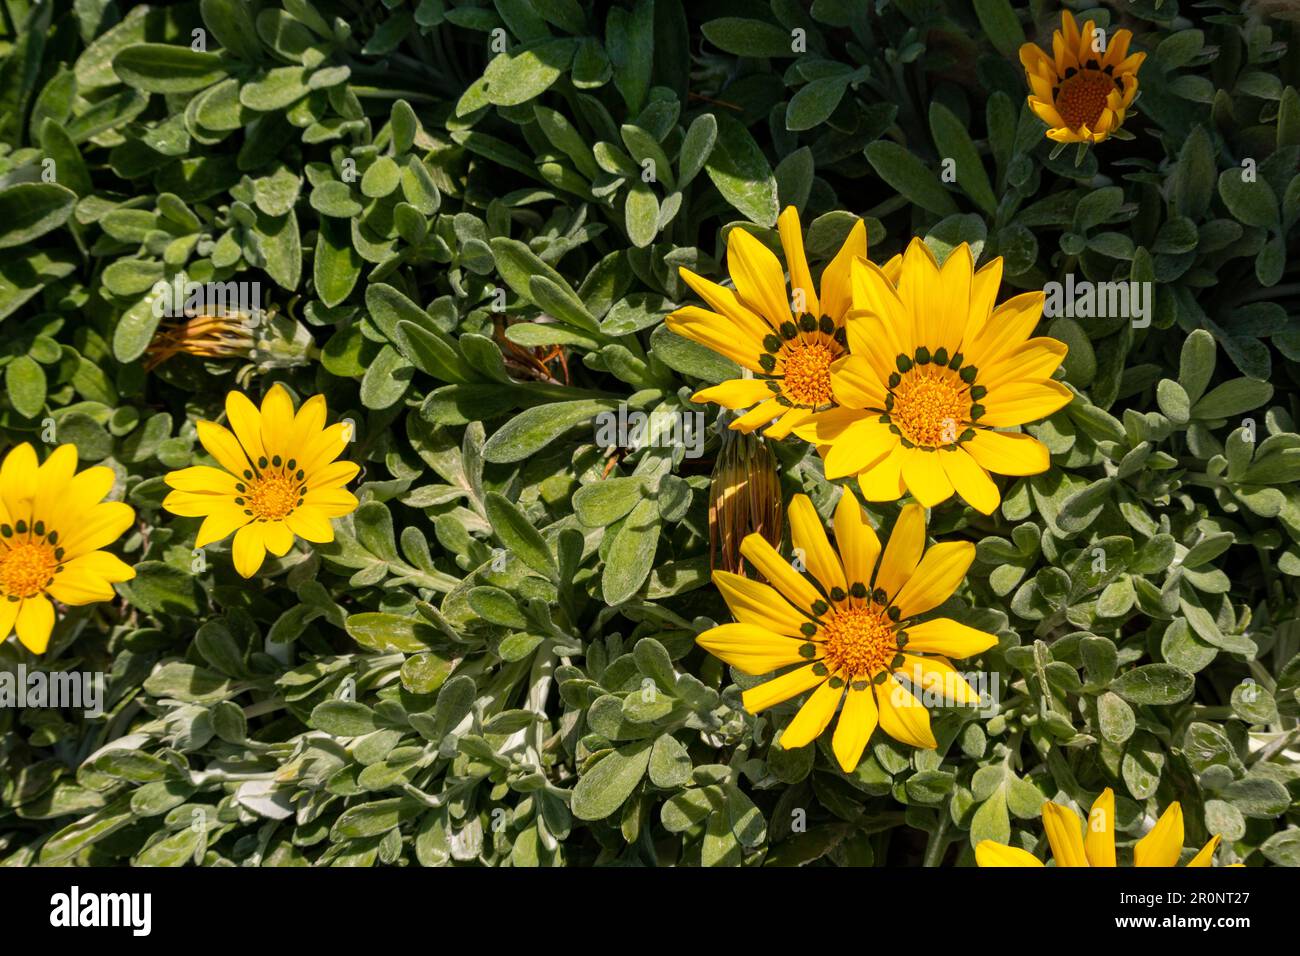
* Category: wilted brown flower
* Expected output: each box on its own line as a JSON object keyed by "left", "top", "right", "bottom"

{"left": 708, "top": 425, "right": 783, "bottom": 574}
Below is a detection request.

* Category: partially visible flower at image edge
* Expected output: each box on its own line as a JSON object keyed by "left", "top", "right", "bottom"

{"left": 1019, "top": 10, "right": 1145, "bottom": 145}
{"left": 798, "top": 239, "right": 1072, "bottom": 514}
{"left": 976, "top": 788, "right": 1237, "bottom": 867}
{"left": 695, "top": 491, "right": 998, "bottom": 772}
{"left": 0, "top": 443, "right": 136, "bottom": 654}
{"left": 163, "top": 384, "right": 359, "bottom": 577}
{"left": 665, "top": 205, "right": 870, "bottom": 439}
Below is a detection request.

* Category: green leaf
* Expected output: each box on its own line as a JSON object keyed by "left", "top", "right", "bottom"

{"left": 0, "top": 183, "right": 76, "bottom": 249}
{"left": 973, "top": 0, "right": 1026, "bottom": 57}
{"left": 1191, "top": 378, "right": 1273, "bottom": 419}
{"left": 484, "top": 492, "right": 558, "bottom": 580}
{"left": 929, "top": 102, "right": 998, "bottom": 215}
{"left": 701, "top": 18, "right": 794, "bottom": 58}
{"left": 571, "top": 739, "right": 653, "bottom": 820}
{"left": 1178, "top": 328, "right": 1216, "bottom": 403}
{"left": 1218, "top": 168, "right": 1279, "bottom": 229}
{"left": 482, "top": 399, "right": 621, "bottom": 463}
{"left": 113, "top": 44, "right": 226, "bottom": 93}
{"left": 865, "top": 141, "right": 958, "bottom": 216}
{"left": 602, "top": 497, "right": 661, "bottom": 604}
{"left": 1110, "top": 664, "right": 1195, "bottom": 706}
{"left": 705, "top": 114, "right": 779, "bottom": 227}
{"left": 6, "top": 355, "right": 47, "bottom": 418}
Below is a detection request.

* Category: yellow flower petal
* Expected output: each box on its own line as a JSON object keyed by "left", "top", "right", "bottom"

{"left": 262, "top": 520, "right": 294, "bottom": 556}
{"left": 830, "top": 354, "right": 888, "bottom": 410}
{"left": 831, "top": 682, "right": 879, "bottom": 772}
{"left": 788, "top": 494, "right": 847, "bottom": 595}
{"left": 308, "top": 460, "right": 360, "bottom": 490}
{"left": 64, "top": 466, "right": 116, "bottom": 515}
{"left": 232, "top": 523, "right": 268, "bottom": 578}
{"left": 979, "top": 380, "right": 1073, "bottom": 428}
{"left": 197, "top": 420, "right": 254, "bottom": 477}
{"left": 738, "top": 533, "right": 824, "bottom": 612}
{"left": 665, "top": 307, "right": 766, "bottom": 373}
{"left": 302, "top": 487, "right": 358, "bottom": 517}
{"left": 741, "top": 663, "right": 827, "bottom": 713}
{"left": 164, "top": 465, "right": 241, "bottom": 495}
{"left": 0, "top": 442, "right": 38, "bottom": 522}
{"left": 285, "top": 506, "right": 335, "bottom": 543}
{"left": 779, "top": 678, "right": 843, "bottom": 748}
{"left": 290, "top": 393, "right": 328, "bottom": 450}
{"left": 979, "top": 338, "right": 1068, "bottom": 391}
{"left": 833, "top": 492, "right": 882, "bottom": 591}
{"left": 714, "top": 570, "right": 812, "bottom": 638}
{"left": 777, "top": 206, "right": 819, "bottom": 317}
{"left": 898, "top": 653, "right": 982, "bottom": 705}
{"left": 901, "top": 447, "right": 955, "bottom": 507}
{"left": 858, "top": 443, "right": 907, "bottom": 502}
{"left": 824, "top": 418, "right": 894, "bottom": 479}
{"left": 196, "top": 504, "right": 253, "bottom": 547}
{"left": 875, "top": 674, "right": 936, "bottom": 749}
{"left": 60, "top": 502, "right": 135, "bottom": 559}
{"left": 677, "top": 269, "right": 775, "bottom": 342}
{"left": 976, "top": 840, "right": 1045, "bottom": 867}
{"left": 963, "top": 290, "right": 1045, "bottom": 371}
{"left": 1135, "top": 803, "right": 1185, "bottom": 867}
{"left": 965, "top": 429, "right": 1051, "bottom": 477}
{"left": 1042, "top": 802, "right": 1090, "bottom": 867}
{"left": 792, "top": 407, "right": 861, "bottom": 444}
{"left": 940, "top": 446, "right": 1001, "bottom": 515}
{"left": 874, "top": 502, "right": 925, "bottom": 599}
{"left": 1186, "top": 835, "right": 1221, "bottom": 868}
{"left": 891, "top": 541, "right": 974, "bottom": 619}
{"left": 1085, "top": 787, "right": 1117, "bottom": 867}
{"left": 900, "top": 617, "right": 998, "bottom": 658}
{"left": 691, "top": 378, "right": 774, "bottom": 410}
{"left": 762, "top": 407, "right": 812, "bottom": 440}
{"left": 225, "top": 390, "right": 266, "bottom": 464}
{"left": 729, "top": 399, "right": 783, "bottom": 433}
{"left": 259, "top": 384, "right": 296, "bottom": 457}
{"left": 0, "top": 598, "right": 18, "bottom": 645}
{"left": 15, "top": 595, "right": 55, "bottom": 655}
{"left": 697, "top": 622, "right": 819, "bottom": 676}
{"left": 727, "top": 227, "right": 793, "bottom": 329}
{"left": 818, "top": 219, "right": 867, "bottom": 321}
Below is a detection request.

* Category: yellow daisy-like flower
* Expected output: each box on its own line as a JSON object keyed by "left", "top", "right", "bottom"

{"left": 0, "top": 443, "right": 135, "bottom": 654}
{"left": 696, "top": 492, "right": 998, "bottom": 772}
{"left": 163, "top": 384, "right": 359, "bottom": 577}
{"left": 977, "top": 789, "right": 1233, "bottom": 867}
{"left": 665, "top": 206, "right": 868, "bottom": 439}
{"left": 797, "top": 239, "right": 1072, "bottom": 514}
{"left": 1019, "top": 10, "right": 1146, "bottom": 145}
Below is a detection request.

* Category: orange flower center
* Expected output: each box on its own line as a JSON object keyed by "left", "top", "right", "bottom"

{"left": 236, "top": 461, "right": 306, "bottom": 521}
{"left": 780, "top": 342, "right": 836, "bottom": 407}
{"left": 820, "top": 606, "right": 898, "bottom": 680}
{"left": 0, "top": 537, "right": 59, "bottom": 599}
{"left": 891, "top": 368, "right": 971, "bottom": 448}
{"left": 1055, "top": 70, "right": 1115, "bottom": 131}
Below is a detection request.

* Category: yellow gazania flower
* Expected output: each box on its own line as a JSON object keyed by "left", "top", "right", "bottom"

{"left": 0, "top": 443, "right": 135, "bottom": 654}
{"left": 163, "top": 384, "right": 359, "bottom": 577}
{"left": 1019, "top": 10, "right": 1145, "bottom": 145}
{"left": 976, "top": 789, "right": 1233, "bottom": 867}
{"left": 665, "top": 206, "right": 868, "bottom": 439}
{"left": 696, "top": 492, "right": 998, "bottom": 772}
{"left": 796, "top": 240, "right": 1072, "bottom": 514}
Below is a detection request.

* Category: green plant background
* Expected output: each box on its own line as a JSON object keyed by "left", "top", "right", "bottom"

{"left": 1, "top": 0, "right": 1299, "bottom": 867}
